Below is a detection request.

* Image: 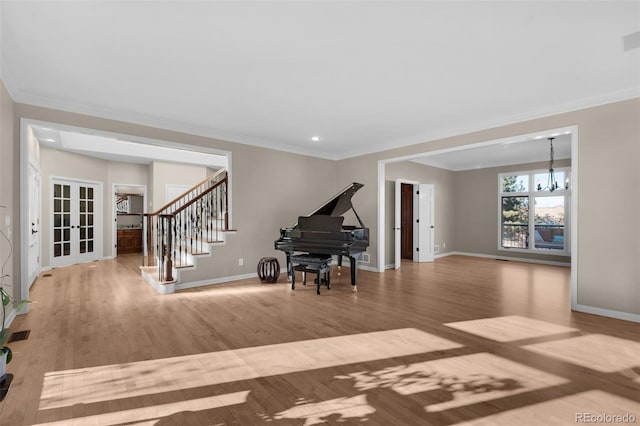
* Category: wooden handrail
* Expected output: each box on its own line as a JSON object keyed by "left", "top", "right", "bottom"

{"left": 147, "top": 169, "right": 227, "bottom": 216}
{"left": 142, "top": 169, "right": 229, "bottom": 277}
{"left": 171, "top": 176, "right": 227, "bottom": 217}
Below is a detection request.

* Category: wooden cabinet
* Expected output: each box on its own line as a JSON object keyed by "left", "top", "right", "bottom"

{"left": 117, "top": 229, "right": 143, "bottom": 254}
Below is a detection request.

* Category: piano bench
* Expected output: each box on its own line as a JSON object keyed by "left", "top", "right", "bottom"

{"left": 290, "top": 254, "right": 332, "bottom": 295}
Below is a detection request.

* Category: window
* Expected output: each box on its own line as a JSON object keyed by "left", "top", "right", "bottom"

{"left": 499, "top": 168, "right": 570, "bottom": 255}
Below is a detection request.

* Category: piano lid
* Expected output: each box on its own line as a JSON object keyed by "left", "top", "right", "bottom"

{"left": 306, "top": 182, "right": 364, "bottom": 218}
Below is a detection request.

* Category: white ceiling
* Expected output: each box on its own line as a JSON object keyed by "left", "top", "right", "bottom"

{"left": 2, "top": 2, "right": 639, "bottom": 160}
{"left": 412, "top": 133, "right": 572, "bottom": 171}
{"left": 32, "top": 125, "right": 227, "bottom": 168}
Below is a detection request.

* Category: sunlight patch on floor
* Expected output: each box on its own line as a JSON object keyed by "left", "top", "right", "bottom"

{"left": 444, "top": 315, "right": 577, "bottom": 342}
{"left": 263, "top": 394, "right": 375, "bottom": 425}
{"left": 451, "top": 390, "right": 640, "bottom": 425}
{"left": 176, "top": 285, "right": 280, "bottom": 298}
{"left": 39, "top": 328, "right": 461, "bottom": 410}
{"left": 524, "top": 334, "right": 640, "bottom": 375}
{"left": 335, "top": 352, "right": 567, "bottom": 413}
{"left": 32, "top": 390, "right": 249, "bottom": 426}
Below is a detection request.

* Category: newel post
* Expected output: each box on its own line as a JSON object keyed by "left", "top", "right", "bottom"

{"left": 161, "top": 214, "right": 174, "bottom": 282}
{"left": 223, "top": 177, "right": 229, "bottom": 229}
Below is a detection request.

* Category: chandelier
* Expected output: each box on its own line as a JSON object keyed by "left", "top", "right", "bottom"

{"left": 537, "top": 137, "right": 559, "bottom": 192}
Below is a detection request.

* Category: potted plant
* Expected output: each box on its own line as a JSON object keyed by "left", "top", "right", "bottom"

{"left": 0, "top": 225, "right": 28, "bottom": 384}
{"left": 0, "top": 286, "right": 29, "bottom": 384}
{"left": 0, "top": 287, "right": 12, "bottom": 382}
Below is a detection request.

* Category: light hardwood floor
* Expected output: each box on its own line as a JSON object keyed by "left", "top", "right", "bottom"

{"left": 0, "top": 254, "right": 638, "bottom": 425}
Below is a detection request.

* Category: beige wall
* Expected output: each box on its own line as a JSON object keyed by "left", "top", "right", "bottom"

{"left": 385, "top": 161, "right": 456, "bottom": 266}
{"left": 576, "top": 100, "right": 639, "bottom": 314}
{"left": 8, "top": 93, "right": 640, "bottom": 318}
{"left": 39, "top": 147, "right": 152, "bottom": 266}
{"left": 454, "top": 159, "right": 571, "bottom": 263}
{"left": 179, "top": 145, "right": 339, "bottom": 283}
{"left": 337, "top": 98, "right": 640, "bottom": 316}
{"left": 13, "top": 103, "right": 338, "bottom": 288}
{"left": 0, "top": 80, "right": 16, "bottom": 306}
{"left": 109, "top": 161, "right": 148, "bottom": 189}
{"left": 40, "top": 146, "right": 110, "bottom": 266}
{"left": 150, "top": 161, "right": 208, "bottom": 209}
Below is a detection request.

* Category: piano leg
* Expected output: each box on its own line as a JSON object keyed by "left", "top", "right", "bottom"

{"left": 337, "top": 255, "right": 342, "bottom": 276}
{"left": 290, "top": 256, "right": 296, "bottom": 290}
{"left": 350, "top": 256, "right": 358, "bottom": 292}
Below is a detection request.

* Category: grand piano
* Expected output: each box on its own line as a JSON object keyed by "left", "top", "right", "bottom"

{"left": 274, "top": 182, "right": 369, "bottom": 291}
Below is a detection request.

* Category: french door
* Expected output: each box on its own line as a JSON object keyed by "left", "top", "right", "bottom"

{"left": 51, "top": 178, "right": 102, "bottom": 267}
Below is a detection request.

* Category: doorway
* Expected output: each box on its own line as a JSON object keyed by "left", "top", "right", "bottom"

{"left": 394, "top": 179, "right": 434, "bottom": 268}
{"left": 50, "top": 178, "right": 102, "bottom": 268}
{"left": 113, "top": 184, "right": 146, "bottom": 257}
{"left": 400, "top": 183, "right": 414, "bottom": 259}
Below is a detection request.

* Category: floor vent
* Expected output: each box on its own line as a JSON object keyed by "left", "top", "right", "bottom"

{"left": 43, "top": 273, "right": 52, "bottom": 277}
{"left": 7, "top": 330, "right": 30, "bottom": 343}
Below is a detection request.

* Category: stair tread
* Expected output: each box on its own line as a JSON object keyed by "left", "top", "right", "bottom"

{"left": 174, "top": 263, "right": 194, "bottom": 269}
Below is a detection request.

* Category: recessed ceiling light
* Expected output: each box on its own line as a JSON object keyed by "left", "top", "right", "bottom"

{"left": 311, "top": 136, "right": 320, "bottom": 142}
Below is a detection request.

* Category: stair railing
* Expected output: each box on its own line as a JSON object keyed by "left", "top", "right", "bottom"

{"left": 143, "top": 169, "right": 229, "bottom": 282}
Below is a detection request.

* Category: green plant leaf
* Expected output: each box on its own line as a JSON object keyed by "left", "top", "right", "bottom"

{"left": 15, "top": 300, "right": 31, "bottom": 311}
{"left": 1, "top": 290, "right": 9, "bottom": 308}
{"left": 0, "top": 329, "right": 8, "bottom": 346}
{"left": 1, "top": 346, "right": 11, "bottom": 364}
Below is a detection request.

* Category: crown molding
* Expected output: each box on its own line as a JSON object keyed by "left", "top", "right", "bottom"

{"left": 336, "top": 87, "right": 640, "bottom": 160}
{"left": 11, "top": 89, "right": 339, "bottom": 160}
{"left": 7, "top": 83, "right": 639, "bottom": 162}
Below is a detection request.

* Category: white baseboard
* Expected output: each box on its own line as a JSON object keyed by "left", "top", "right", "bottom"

{"left": 140, "top": 267, "right": 176, "bottom": 294}
{"left": 434, "top": 251, "right": 455, "bottom": 259}
{"left": 40, "top": 265, "right": 52, "bottom": 272}
{"left": 3, "top": 307, "right": 17, "bottom": 328}
{"left": 330, "top": 262, "right": 379, "bottom": 273}
{"left": 175, "top": 273, "right": 258, "bottom": 291}
{"left": 386, "top": 251, "right": 569, "bottom": 266}
{"left": 448, "top": 251, "right": 571, "bottom": 267}
{"left": 385, "top": 264, "right": 395, "bottom": 269}
{"left": 573, "top": 303, "right": 640, "bottom": 324}
{"left": 356, "top": 264, "right": 378, "bottom": 273}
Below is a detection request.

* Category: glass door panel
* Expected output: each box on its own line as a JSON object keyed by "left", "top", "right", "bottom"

{"left": 51, "top": 179, "right": 100, "bottom": 267}
{"left": 52, "top": 183, "right": 72, "bottom": 260}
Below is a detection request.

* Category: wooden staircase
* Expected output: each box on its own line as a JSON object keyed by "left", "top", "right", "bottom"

{"left": 140, "top": 169, "right": 236, "bottom": 293}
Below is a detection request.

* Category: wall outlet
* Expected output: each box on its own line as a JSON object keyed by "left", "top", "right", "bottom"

{"left": 238, "top": 258, "right": 244, "bottom": 266}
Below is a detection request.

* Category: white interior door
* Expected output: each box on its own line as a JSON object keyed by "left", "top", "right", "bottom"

{"left": 27, "top": 163, "right": 41, "bottom": 285}
{"left": 51, "top": 179, "right": 102, "bottom": 267}
{"left": 416, "top": 184, "right": 435, "bottom": 262}
{"left": 165, "top": 184, "right": 191, "bottom": 204}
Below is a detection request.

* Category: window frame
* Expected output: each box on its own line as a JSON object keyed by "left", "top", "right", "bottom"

{"left": 497, "top": 167, "right": 571, "bottom": 256}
